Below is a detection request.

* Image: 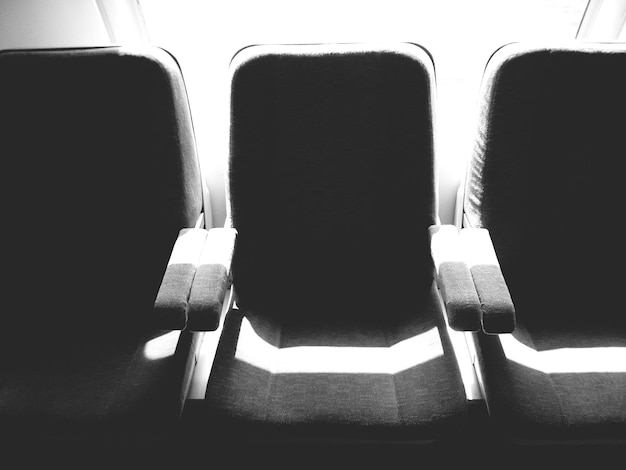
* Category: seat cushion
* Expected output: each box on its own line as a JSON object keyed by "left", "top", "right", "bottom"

{"left": 474, "top": 321, "right": 626, "bottom": 443}
{"left": 205, "top": 282, "right": 467, "bottom": 443}
{"left": 0, "top": 328, "right": 200, "bottom": 441}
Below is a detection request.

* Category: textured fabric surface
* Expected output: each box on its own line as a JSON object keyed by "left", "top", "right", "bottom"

{"left": 475, "top": 322, "right": 626, "bottom": 441}
{"left": 206, "top": 282, "right": 467, "bottom": 442}
{"left": 0, "top": 47, "right": 203, "bottom": 441}
{"left": 437, "top": 262, "right": 482, "bottom": 331}
{"left": 155, "top": 263, "right": 198, "bottom": 329}
{"left": 430, "top": 224, "right": 482, "bottom": 331}
{"left": 463, "top": 43, "right": 626, "bottom": 443}
{"left": 187, "top": 264, "right": 229, "bottom": 331}
{"left": 463, "top": 43, "right": 626, "bottom": 327}
{"left": 187, "top": 227, "right": 237, "bottom": 331}
{"left": 0, "top": 47, "right": 203, "bottom": 335}
{"left": 459, "top": 227, "right": 515, "bottom": 333}
{"left": 470, "top": 265, "right": 515, "bottom": 334}
{"left": 209, "top": 43, "right": 466, "bottom": 445}
{"left": 228, "top": 44, "right": 437, "bottom": 321}
{"left": 0, "top": 329, "right": 200, "bottom": 440}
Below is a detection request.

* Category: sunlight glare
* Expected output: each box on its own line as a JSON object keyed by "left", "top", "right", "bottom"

{"left": 501, "top": 334, "right": 626, "bottom": 373}
{"left": 234, "top": 317, "right": 444, "bottom": 374}
{"left": 144, "top": 330, "right": 181, "bottom": 360}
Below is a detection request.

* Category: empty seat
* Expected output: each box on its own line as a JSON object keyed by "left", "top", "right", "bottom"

{"left": 200, "top": 43, "right": 482, "bottom": 463}
{"left": 459, "top": 42, "right": 626, "bottom": 457}
{"left": 0, "top": 46, "right": 208, "bottom": 458}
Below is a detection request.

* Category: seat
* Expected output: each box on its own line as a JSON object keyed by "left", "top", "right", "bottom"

{"left": 199, "top": 43, "right": 483, "bottom": 464}
{"left": 458, "top": 42, "right": 626, "bottom": 458}
{"left": 0, "top": 46, "right": 231, "bottom": 461}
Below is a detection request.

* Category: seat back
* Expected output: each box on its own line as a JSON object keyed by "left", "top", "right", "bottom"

{"left": 0, "top": 47, "right": 203, "bottom": 336}
{"left": 227, "top": 43, "right": 437, "bottom": 319}
{"left": 463, "top": 43, "right": 626, "bottom": 326}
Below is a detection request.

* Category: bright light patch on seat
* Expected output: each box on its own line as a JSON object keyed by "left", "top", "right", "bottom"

{"left": 460, "top": 227, "right": 500, "bottom": 268}
{"left": 234, "top": 318, "right": 444, "bottom": 374}
{"left": 144, "top": 330, "right": 181, "bottom": 360}
{"left": 501, "top": 334, "right": 626, "bottom": 373}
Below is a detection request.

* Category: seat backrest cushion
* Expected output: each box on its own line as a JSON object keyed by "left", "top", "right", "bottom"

{"left": 0, "top": 47, "right": 202, "bottom": 334}
{"left": 464, "top": 43, "right": 626, "bottom": 326}
{"left": 228, "top": 44, "right": 437, "bottom": 319}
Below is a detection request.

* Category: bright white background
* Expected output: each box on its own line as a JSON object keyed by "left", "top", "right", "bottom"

{"left": 0, "top": 0, "right": 591, "bottom": 225}
{"left": 139, "top": 0, "right": 587, "bottom": 226}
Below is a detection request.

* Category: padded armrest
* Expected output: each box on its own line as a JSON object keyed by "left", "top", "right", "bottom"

{"left": 187, "top": 227, "right": 237, "bottom": 331}
{"left": 154, "top": 228, "right": 208, "bottom": 330}
{"left": 459, "top": 228, "right": 516, "bottom": 334}
{"left": 429, "top": 225, "right": 482, "bottom": 331}
{"left": 154, "top": 227, "right": 237, "bottom": 331}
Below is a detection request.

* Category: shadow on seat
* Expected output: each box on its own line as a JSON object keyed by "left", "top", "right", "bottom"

{"left": 0, "top": 46, "right": 208, "bottom": 463}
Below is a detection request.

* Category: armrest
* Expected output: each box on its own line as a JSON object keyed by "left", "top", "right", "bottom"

{"left": 459, "top": 228, "right": 516, "bottom": 334}
{"left": 154, "top": 227, "right": 237, "bottom": 331}
{"left": 154, "top": 228, "right": 209, "bottom": 330}
{"left": 429, "top": 224, "right": 482, "bottom": 332}
{"left": 187, "top": 227, "right": 237, "bottom": 331}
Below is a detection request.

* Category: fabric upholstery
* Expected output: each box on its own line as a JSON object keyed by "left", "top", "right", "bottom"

{"left": 470, "top": 264, "right": 515, "bottom": 333}
{"left": 155, "top": 227, "right": 236, "bottom": 331}
{"left": 0, "top": 329, "right": 200, "bottom": 440}
{"left": 206, "top": 43, "right": 468, "bottom": 446}
{"left": 0, "top": 47, "right": 203, "bottom": 335}
{"left": 429, "top": 224, "right": 482, "bottom": 331}
{"left": 464, "top": 42, "right": 626, "bottom": 327}
{"left": 459, "top": 228, "right": 515, "bottom": 333}
{"left": 475, "top": 322, "right": 626, "bottom": 441}
{"left": 187, "top": 228, "right": 238, "bottom": 331}
{"left": 186, "top": 264, "right": 228, "bottom": 330}
{"left": 206, "top": 282, "right": 466, "bottom": 442}
{"left": 155, "top": 228, "right": 209, "bottom": 330}
{"left": 0, "top": 46, "right": 203, "bottom": 441}
{"left": 228, "top": 43, "right": 437, "bottom": 321}
{"left": 463, "top": 42, "right": 626, "bottom": 444}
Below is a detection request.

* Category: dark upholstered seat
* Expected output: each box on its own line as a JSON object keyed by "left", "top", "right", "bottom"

{"left": 460, "top": 42, "right": 626, "bottom": 452}
{"left": 0, "top": 46, "right": 205, "bottom": 449}
{"left": 202, "top": 43, "right": 476, "bottom": 459}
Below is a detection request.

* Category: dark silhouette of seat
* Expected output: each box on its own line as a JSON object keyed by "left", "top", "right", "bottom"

{"left": 459, "top": 42, "right": 626, "bottom": 459}
{"left": 0, "top": 46, "right": 216, "bottom": 460}
{"left": 200, "top": 43, "right": 482, "bottom": 464}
